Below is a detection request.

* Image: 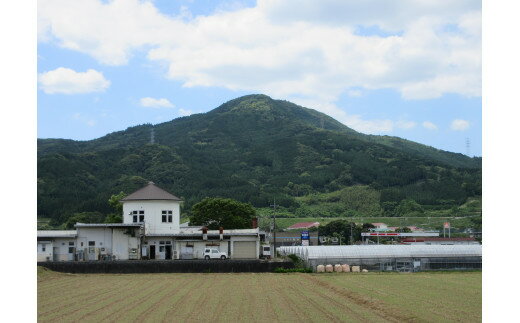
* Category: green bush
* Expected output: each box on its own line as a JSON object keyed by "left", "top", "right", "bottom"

{"left": 274, "top": 267, "right": 312, "bottom": 273}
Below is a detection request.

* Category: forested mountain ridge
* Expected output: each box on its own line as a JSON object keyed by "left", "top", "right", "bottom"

{"left": 38, "top": 94, "right": 481, "bottom": 226}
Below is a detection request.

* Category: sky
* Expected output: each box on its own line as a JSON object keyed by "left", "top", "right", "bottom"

{"left": 37, "top": 0, "right": 482, "bottom": 156}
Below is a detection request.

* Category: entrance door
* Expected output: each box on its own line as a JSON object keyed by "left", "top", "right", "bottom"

{"left": 165, "top": 246, "right": 172, "bottom": 260}
{"left": 53, "top": 247, "right": 59, "bottom": 261}
{"left": 149, "top": 245, "right": 156, "bottom": 259}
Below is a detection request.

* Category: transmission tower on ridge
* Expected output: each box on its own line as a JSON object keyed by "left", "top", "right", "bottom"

{"left": 150, "top": 127, "right": 155, "bottom": 144}
{"left": 465, "top": 137, "right": 470, "bottom": 156}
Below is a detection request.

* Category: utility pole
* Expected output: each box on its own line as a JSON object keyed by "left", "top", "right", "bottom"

{"left": 270, "top": 198, "right": 278, "bottom": 258}
{"left": 350, "top": 222, "right": 354, "bottom": 245}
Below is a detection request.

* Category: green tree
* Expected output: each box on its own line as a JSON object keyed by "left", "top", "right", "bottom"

{"left": 361, "top": 223, "right": 376, "bottom": 232}
{"left": 190, "top": 198, "right": 256, "bottom": 229}
{"left": 318, "top": 219, "right": 361, "bottom": 244}
{"left": 381, "top": 201, "right": 398, "bottom": 217}
{"left": 395, "top": 199, "right": 424, "bottom": 216}
{"left": 105, "top": 191, "right": 126, "bottom": 223}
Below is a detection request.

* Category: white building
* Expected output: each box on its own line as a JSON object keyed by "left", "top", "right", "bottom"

{"left": 37, "top": 182, "right": 265, "bottom": 261}
{"left": 37, "top": 230, "right": 77, "bottom": 262}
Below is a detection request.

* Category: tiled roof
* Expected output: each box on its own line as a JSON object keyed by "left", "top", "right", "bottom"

{"left": 120, "top": 182, "right": 182, "bottom": 201}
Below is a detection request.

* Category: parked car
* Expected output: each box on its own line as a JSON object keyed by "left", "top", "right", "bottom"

{"left": 203, "top": 248, "right": 228, "bottom": 260}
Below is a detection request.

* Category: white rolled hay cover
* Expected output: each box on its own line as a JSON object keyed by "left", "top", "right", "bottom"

{"left": 342, "top": 264, "right": 350, "bottom": 272}
{"left": 334, "top": 264, "right": 343, "bottom": 272}
{"left": 351, "top": 266, "right": 360, "bottom": 272}
{"left": 362, "top": 269, "right": 368, "bottom": 273}
{"left": 316, "top": 265, "right": 325, "bottom": 273}
{"left": 325, "top": 264, "right": 334, "bottom": 272}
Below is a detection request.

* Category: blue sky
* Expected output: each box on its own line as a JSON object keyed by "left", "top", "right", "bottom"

{"left": 37, "top": 0, "right": 482, "bottom": 156}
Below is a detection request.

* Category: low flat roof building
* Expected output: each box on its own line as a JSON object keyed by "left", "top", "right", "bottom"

{"left": 37, "top": 182, "right": 266, "bottom": 261}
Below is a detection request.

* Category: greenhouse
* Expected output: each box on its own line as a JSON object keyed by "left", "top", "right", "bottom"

{"left": 278, "top": 245, "right": 482, "bottom": 272}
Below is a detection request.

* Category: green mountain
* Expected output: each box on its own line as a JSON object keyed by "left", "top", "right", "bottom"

{"left": 38, "top": 94, "right": 481, "bottom": 225}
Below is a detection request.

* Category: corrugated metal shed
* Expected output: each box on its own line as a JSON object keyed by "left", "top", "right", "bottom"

{"left": 74, "top": 223, "right": 143, "bottom": 228}
{"left": 37, "top": 230, "right": 77, "bottom": 238}
{"left": 279, "top": 245, "right": 482, "bottom": 260}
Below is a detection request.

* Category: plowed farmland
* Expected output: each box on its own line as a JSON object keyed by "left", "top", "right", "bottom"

{"left": 37, "top": 267, "right": 481, "bottom": 322}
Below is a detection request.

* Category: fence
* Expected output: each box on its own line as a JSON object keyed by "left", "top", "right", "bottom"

{"left": 306, "top": 256, "right": 482, "bottom": 272}
{"left": 37, "top": 259, "right": 294, "bottom": 274}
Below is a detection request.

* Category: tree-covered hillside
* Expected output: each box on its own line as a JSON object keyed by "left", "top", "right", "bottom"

{"left": 37, "top": 94, "right": 481, "bottom": 226}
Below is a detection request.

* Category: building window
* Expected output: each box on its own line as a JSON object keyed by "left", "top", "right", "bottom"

{"left": 162, "top": 210, "right": 173, "bottom": 223}
{"left": 166, "top": 241, "right": 171, "bottom": 245}
{"left": 131, "top": 210, "right": 144, "bottom": 222}
{"left": 42, "top": 245, "right": 46, "bottom": 252}
{"left": 68, "top": 247, "right": 74, "bottom": 254}
{"left": 88, "top": 241, "right": 95, "bottom": 246}
{"left": 159, "top": 241, "right": 165, "bottom": 245}
{"left": 159, "top": 246, "right": 165, "bottom": 252}
{"left": 69, "top": 242, "right": 74, "bottom": 246}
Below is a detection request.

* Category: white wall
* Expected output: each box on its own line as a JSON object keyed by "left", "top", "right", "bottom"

{"left": 51, "top": 238, "right": 76, "bottom": 261}
{"left": 76, "top": 227, "right": 113, "bottom": 252}
{"left": 112, "top": 228, "right": 140, "bottom": 260}
{"left": 145, "top": 238, "right": 175, "bottom": 260}
{"left": 37, "top": 242, "right": 53, "bottom": 262}
{"left": 122, "top": 200, "right": 180, "bottom": 235}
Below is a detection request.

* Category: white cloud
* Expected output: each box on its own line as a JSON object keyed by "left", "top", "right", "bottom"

{"left": 291, "top": 98, "right": 393, "bottom": 134}
{"left": 347, "top": 89, "right": 363, "bottom": 97}
{"left": 38, "top": 67, "right": 110, "bottom": 94}
{"left": 396, "top": 120, "right": 417, "bottom": 130}
{"left": 451, "top": 119, "right": 470, "bottom": 131}
{"left": 178, "top": 108, "right": 193, "bottom": 116}
{"left": 38, "top": 0, "right": 481, "bottom": 99}
{"left": 422, "top": 121, "right": 438, "bottom": 130}
{"left": 71, "top": 112, "right": 97, "bottom": 127}
{"left": 38, "top": 0, "right": 481, "bottom": 133}
{"left": 140, "top": 97, "right": 174, "bottom": 108}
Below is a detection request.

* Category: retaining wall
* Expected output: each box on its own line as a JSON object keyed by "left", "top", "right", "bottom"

{"left": 37, "top": 260, "right": 294, "bottom": 274}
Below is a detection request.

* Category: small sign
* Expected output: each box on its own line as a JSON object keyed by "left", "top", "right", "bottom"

{"left": 444, "top": 222, "right": 450, "bottom": 229}
{"left": 301, "top": 231, "right": 310, "bottom": 246}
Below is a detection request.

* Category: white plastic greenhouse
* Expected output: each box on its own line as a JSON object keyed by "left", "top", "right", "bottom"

{"left": 278, "top": 245, "right": 482, "bottom": 272}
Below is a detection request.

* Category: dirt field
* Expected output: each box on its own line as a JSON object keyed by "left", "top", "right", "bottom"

{"left": 37, "top": 267, "right": 481, "bottom": 322}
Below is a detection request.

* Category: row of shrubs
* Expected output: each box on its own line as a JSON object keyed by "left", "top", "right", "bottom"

{"left": 274, "top": 267, "right": 313, "bottom": 273}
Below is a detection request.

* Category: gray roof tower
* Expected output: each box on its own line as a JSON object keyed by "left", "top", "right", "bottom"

{"left": 120, "top": 181, "right": 182, "bottom": 201}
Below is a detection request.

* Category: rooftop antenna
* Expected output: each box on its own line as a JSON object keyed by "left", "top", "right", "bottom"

{"left": 150, "top": 126, "right": 155, "bottom": 144}
{"left": 465, "top": 137, "right": 470, "bottom": 156}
